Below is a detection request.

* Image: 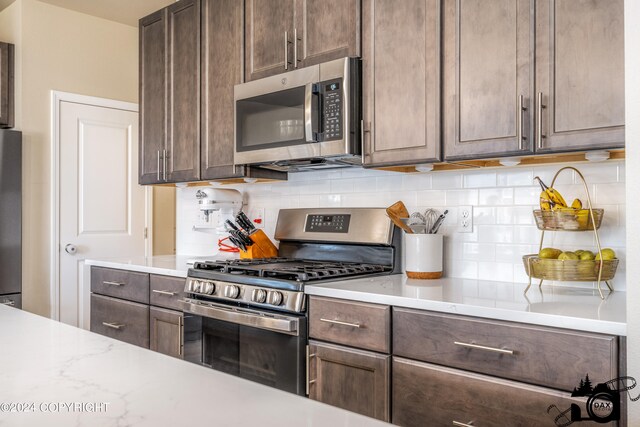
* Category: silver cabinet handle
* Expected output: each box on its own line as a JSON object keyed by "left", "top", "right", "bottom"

{"left": 152, "top": 290, "right": 177, "bottom": 296}
{"left": 157, "top": 150, "right": 161, "bottom": 181}
{"left": 178, "top": 315, "right": 184, "bottom": 357}
{"left": 320, "top": 318, "right": 361, "bottom": 328}
{"left": 162, "top": 149, "right": 167, "bottom": 181}
{"left": 102, "top": 322, "right": 124, "bottom": 330}
{"left": 294, "top": 28, "right": 300, "bottom": 68}
{"left": 537, "top": 92, "right": 546, "bottom": 149}
{"left": 305, "top": 345, "right": 317, "bottom": 395}
{"left": 284, "top": 31, "right": 289, "bottom": 70}
{"left": 452, "top": 421, "right": 474, "bottom": 427}
{"left": 517, "top": 94, "right": 526, "bottom": 150}
{"left": 103, "top": 281, "right": 124, "bottom": 286}
{"left": 1, "top": 300, "right": 15, "bottom": 306}
{"left": 454, "top": 341, "right": 514, "bottom": 355}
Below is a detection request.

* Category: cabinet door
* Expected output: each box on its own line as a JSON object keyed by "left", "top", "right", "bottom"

{"left": 393, "top": 357, "right": 618, "bottom": 427}
{"left": 362, "top": 0, "right": 441, "bottom": 167}
{"left": 245, "top": 0, "right": 296, "bottom": 81}
{"left": 308, "top": 340, "right": 390, "bottom": 422}
{"left": 295, "top": 0, "right": 360, "bottom": 68}
{"left": 166, "top": 0, "right": 200, "bottom": 182}
{"left": 201, "top": 0, "right": 245, "bottom": 180}
{"left": 0, "top": 42, "right": 14, "bottom": 129}
{"left": 150, "top": 306, "right": 184, "bottom": 359}
{"left": 443, "top": 0, "right": 534, "bottom": 161}
{"left": 139, "top": 9, "right": 167, "bottom": 185}
{"left": 535, "top": 0, "right": 624, "bottom": 152}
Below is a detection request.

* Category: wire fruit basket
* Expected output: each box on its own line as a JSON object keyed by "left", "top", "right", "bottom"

{"left": 523, "top": 167, "right": 616, "bottom": 299}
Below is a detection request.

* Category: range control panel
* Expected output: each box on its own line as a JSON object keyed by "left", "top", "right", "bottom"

{"left": 321, "top": 79, "right": 343, "bottom": 141}
{"left": 305, "top": 214, "right": 351, "bottom": 233}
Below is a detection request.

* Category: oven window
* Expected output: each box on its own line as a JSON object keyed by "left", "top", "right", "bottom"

{"left": 199, "top": 317, "right": 304, "bottom": 394}
{"left": 236, "top": 86, "right": 306, "bottom": 152}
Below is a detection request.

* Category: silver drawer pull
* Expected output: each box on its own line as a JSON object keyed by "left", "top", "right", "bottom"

{"left": 103, "top": 281, "right": 124, "bottom": 287}
{"left": 1, "top": 301, "right": 15, "bottom": 306}
{"left": 453, "top": 421, "right": 474, "bottom": 427}
{"left": 454, "top": 341, "right": 514, "bottom": 355}
{"left": 152, "top": 290, "right": 177, "bottom": 296}
{"left": 320, "top": 318, "right": 361, "bottom": 328}
{"left": 102, "top": 322, "right": 124, "bottom": 330}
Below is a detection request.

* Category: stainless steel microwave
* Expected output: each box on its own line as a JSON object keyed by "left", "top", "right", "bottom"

{"left": 234, "top": 57, "right": 361, "bottom": 172}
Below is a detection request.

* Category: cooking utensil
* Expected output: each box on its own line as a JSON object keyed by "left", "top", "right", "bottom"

{"left": 424, "top": 208, "right": 440, "bottom": 233}
{"left": 225, "top": 219, "right": 241, "bottom": 233}
{"left": 236, "top": 211, "right": 256, "bottom": 232}
{"left": 429, "top": 210, "right": 449, "bottom": 234}
{"left": 409, "top": 211, "right": 426, "bottom": 225}
{"left": 386, "top": 201, "right": 413, "bottom": 233}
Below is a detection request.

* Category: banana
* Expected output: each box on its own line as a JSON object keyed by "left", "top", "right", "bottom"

{"left": 571, "top": 198, "right": 583, "bottom": 210}
{"left": 534, "top": 176, "right": 568, "bottom": 211}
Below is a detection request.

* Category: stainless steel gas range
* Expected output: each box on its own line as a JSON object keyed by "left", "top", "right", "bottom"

{"left": 180, "top": 208, "right": 401, "bottom": 395}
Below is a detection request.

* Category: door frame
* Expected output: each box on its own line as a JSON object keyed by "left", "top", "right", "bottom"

{"left": 49, "top": 91, "right": 151, "bottom": 321}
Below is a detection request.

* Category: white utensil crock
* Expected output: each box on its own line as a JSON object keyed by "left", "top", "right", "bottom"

{"left": 404, "top": 233, "right": 443, "bottom": 279}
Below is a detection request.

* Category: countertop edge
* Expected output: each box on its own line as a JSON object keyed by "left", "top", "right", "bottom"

{"left": 85, "top": 258, "right": 189, "bottom": 278}
{"left": 304, "top": 285, "right": 627, "bottom": 336}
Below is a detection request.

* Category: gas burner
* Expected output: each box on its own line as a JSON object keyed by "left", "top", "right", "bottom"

{"left": 192, "top": 259, "right": 389, "bottom": 282}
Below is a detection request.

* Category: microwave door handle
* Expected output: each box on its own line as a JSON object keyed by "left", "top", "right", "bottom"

{"left": 304, "top": 83, "right": 314, "bottom": 142}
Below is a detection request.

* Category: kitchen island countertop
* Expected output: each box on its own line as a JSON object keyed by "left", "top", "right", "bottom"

{"left": 0, "top": 304, "right": 388, "bottom": 427}
{"left": 306, "top": 275, "right": 627, "bottom": 336}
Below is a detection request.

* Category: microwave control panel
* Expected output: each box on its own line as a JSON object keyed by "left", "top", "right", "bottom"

{"left": 321, "top": 79, "right": 343, "bottom": 141}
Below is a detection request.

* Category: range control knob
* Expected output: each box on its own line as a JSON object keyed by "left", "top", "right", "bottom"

{"left": 251, "top": 289, "right": 267, "bottom": 304}
{"left": 224, "top": 285, "right": 241, "bottom": 299}
{"left": 191, "top": 280, "right": 202, "bottom": 293}
{"left": 202, "top": 282, "right": 215, "bottom": 295}
{"left": 267, "top": 291, "right": 284, "bottom": 306}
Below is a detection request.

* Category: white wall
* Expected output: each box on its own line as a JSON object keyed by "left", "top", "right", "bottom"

{"left": 625, "top": 0, "right": 640, "bottom": 423}
{"left": 0, "top": 0, "right": 139, "bottom": 316}
{"left": 177, "top": 161, "right": 626, "bottom": 290}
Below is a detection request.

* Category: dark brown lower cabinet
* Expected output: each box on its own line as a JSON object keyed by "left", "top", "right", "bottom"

{"left": 90, "top": 294, "right": 150, "bottom": 348}
{"left": 150, "top": 306, "right": 183, "bottom": 359}
{"left": 308, "top": 340, "right": 390, "bottom": 422}
{"left": 392, "top": 357, "right": 618, "bottom": 427}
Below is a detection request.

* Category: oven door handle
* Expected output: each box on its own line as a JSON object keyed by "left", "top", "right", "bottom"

{"left": 304, "top": 83, "right": 319, "bottom": 143}
{"left": 179, "top": 299, "right": 300, "bottom": 336}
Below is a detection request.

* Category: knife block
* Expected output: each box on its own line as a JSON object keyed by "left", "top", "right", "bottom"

{"left": 239, "top": 229, "right": 279, "bottom": 259}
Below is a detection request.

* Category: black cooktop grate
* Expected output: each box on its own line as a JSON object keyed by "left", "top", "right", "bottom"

{"left": 192, "top": 258, "right": 389, "bottom": 282}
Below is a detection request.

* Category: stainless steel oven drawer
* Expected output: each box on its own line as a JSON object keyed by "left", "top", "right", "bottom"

{"left": 90, "top": 294, "right": 150, "bottom": 348}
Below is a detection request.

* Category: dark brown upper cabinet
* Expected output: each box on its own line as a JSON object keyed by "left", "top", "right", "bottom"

{"left": 535, "top": 0, "right": 624, "bottom": 153}
{"left": 443, "top": 0, "right": 534, "bottom": 161}
{"left": 362, "top": 0, "right": 441, "bottom": 167}
{"left": 443, "top": 0, "right": 624, "bottom": 161}
{"left": 0, "top": 42, "right": 14, "bottom": 129}
{"left": 139, "top": 1, "right": 200, "bottom": 185}
{"left": 244, "top": 0, "right": 360, "bottom": 82}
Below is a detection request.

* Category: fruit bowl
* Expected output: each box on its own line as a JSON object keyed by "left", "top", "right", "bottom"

{"left": 533, "top": 209, "right": 604, "bottom": 231}
{"left": 522, "top": 254, "right": 618, "bottom": 281}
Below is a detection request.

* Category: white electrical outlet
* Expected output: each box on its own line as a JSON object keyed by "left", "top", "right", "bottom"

{"left": 249, "top": 207, "right": 265, "bottom": 229}
{"left": 458, "top": 205, "right": 473, "bottom": 233}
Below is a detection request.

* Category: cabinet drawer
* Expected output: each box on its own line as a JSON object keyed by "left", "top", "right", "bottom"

{"left": 150, "top": 275, "right": 186, "bottom": 310}
{"left": 0, "top": 293, "right": 21, "bottom": 309}
{"left": 90, "top": 294, "right": 150, "bottom": 348}
{"left": 392, "top": 357, "right": 617, "bottom": 427}
{"left": 309, "top": 296, "right": 390, "bottom": 353}
{"left": 393, "top": 308, "right": 618, "bottom": 391}
{"left": 91, "top": 267, "right": 149, "bottom": 303}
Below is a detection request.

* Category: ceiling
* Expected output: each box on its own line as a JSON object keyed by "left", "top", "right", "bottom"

{"left": 0, "top": 0, "right": 176, "bottom": 27}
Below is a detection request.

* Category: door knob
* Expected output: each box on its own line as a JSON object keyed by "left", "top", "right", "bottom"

{"left": 65, "top": 244, "right": 77, "bottom": 255}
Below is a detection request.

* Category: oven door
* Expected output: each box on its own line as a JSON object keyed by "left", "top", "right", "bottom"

{"left": 181, "top": 299, "right": 307, "bottom": 395}
{"left": 234, "top": 66, "right": 321, "bottom": 166}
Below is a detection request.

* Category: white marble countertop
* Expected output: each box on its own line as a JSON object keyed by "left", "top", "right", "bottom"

{"left": 306, "top": 275, "right": 627, "bottom": 336}
{"left": 0, "top": 305, "right": 388, "bottom": 427}
{"left": 85, "top": 254, "right": 239, "bottom": 278}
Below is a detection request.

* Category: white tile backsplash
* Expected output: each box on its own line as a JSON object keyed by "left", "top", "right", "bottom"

{"left": 176, "top": 160, "right": 626, "bottom": 290}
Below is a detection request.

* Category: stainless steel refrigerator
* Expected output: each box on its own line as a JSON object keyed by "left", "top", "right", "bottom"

{"left": 0, "top": 129, "right": 21, "bottom": 309}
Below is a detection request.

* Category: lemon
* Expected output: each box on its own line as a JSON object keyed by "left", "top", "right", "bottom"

{"left": 595, "top": 248, "right": 616, "bottom": 261}
{"left": 558, "top": 252, "right": 579, "bottom": 261}
{"left": 539, "top": 248, "right": 562, "bottom": 259}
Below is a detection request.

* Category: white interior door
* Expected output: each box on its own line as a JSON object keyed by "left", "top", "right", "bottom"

{"left": 58, "top": 99, "right": 146, "bottom": 327}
